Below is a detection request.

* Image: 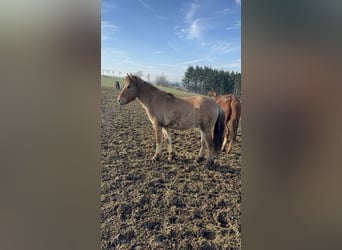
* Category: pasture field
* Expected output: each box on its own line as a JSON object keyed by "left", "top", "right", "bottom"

{"left": 101, "top": 75, "right": 125, "bottom": 88}
{"left": 101, "top": 75, "right": 198, "bottom": 96}
{"left": 101, "top": 85, "right": 241, "bottom": 249}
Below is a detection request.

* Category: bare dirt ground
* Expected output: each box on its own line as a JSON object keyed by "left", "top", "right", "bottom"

{"left": 101, "top": 86, "right": 241, "bottom": 249}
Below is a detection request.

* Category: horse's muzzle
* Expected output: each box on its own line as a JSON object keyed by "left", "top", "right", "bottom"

{"left": 117, "top": 97, "right": 125, "bottom": 105}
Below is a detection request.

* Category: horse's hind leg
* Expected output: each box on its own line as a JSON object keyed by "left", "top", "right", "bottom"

{"left": 162, "top": 128, "right": 175, "bottom": 161}
{"left": 221, "top": 126, "right": 229, "bottom": 152}
{"left": 203, "top": 130, "right": 215, "bottom": 168}
{"left": 152, "top": 124, "right": 163, "bottom": 161}
{"left": 195, "top": 130, "right": 207, "bottom": 163}
{"left": 227, "top": 121, "right": 234, "bottom": 153}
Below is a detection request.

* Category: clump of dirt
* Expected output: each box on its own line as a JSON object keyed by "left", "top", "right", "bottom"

{"left": 101, "top": 87, "right": 241, "bottom": 249}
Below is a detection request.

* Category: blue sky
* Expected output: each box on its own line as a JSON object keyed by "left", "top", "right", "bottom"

{"left": 101, "top": 0, "right": 241, "bottom": 83}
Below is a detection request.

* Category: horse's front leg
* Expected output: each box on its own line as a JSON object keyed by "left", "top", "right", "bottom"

{"left": 152, "top": 124, "right": 163, "bottom": 161}
{"left": 162, "top": 128, "right": 175, "bottom": 161}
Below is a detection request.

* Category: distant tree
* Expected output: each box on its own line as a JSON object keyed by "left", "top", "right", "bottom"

{"left": 155, "top": 73, "right": 169, "bottom": 87}
{"left": 135, "top": 71, "right": 144, "bottom": 78}
{"left": 182, "top": 66, "right": 240, "bottom": 95}
{"left": 232, "top": 73, "right": 241, "bottom": 98}
{"left": 182, "top": 66, "right": 194, "bottom": 91}
{"left": 147, "top": 73, "right": 150, "bottom": 82}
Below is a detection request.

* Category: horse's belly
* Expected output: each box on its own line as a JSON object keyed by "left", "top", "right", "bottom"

{"left": 165, "top": 117, "right": 197, "bottom": 130}
{"left": 168, "top": 123, "right": 195, "bottom": 130}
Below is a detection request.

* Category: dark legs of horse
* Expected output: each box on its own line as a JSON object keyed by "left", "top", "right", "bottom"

{"left": 226, "top": 120, "right": 236, "bottom": 153}
{"left": 204, "top": 130, "right": 215, "bottom": 168}
{"left": 162, "top": 128, "right": 175, "bottom": 161}
{"left": 221, "top": 126, "right": 229, "bottom": 152}
{"left": 223, "top": 120, "right": 239, "bottom": 153}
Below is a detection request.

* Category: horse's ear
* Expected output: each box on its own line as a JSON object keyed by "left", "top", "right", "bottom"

{"left": 127, "top": 73, "right": 132, "bottom": 80}
{"left": 129, "top": 73, "right": 136, "bottom": 82}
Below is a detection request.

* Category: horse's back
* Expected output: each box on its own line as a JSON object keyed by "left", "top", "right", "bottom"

{"left": 182, "top": 95, "right": 218, "bottom": 113}
{"left": 182, "top": 96, "right": 220, "bottom": 126}
{"left": 231, "top": 97, "right": 241, "bottom": 120}
{"left": 215, "top": 96, "right": 232, "bottom": 117}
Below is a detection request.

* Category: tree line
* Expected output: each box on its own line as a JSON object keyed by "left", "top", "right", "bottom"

{"left": 182, "top": 66, "right": 241, "bottom": 97}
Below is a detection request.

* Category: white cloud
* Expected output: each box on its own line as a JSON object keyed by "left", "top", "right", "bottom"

{"left": 152, "top": 51, "right": 162, "bottom": 54}
{"left": 102, "top": 48, "right": 126, "bottom": 56}
{"left": 175, "top": 3, "right": 204, "bottom": 41}
{"left": 176, "top": 3, "right": 218, "bottom": 41}
{"left": 181, "top": 58, "right": 203, "bottom": 65}
{"left": 177, "top": 18, "right": 205, "bottom": 40}
{"left": 101, "top": 2, "right": 116, "bottom": 13}
{"left": 211, "top": 42, "right": 239, "bottom": 54}
{"left": 186, "top": 18, "right": 201, "bottom": 39}
{"left": 101, "top": 21, "right": 120, "bottom": 32}
{"left": 214, "top": 8, "right": 231, "bottom": 15}
{"left": 138, "top": 0, "right": 152, "bottom": 10}
{"left": 101, "top": 21, "right": 120, "bottom": 40}
{"left": 186, "top": 3, "right": 199, "bottom": 22}
{"left": 235, "top": 0, "right": 241, "bottom": 5}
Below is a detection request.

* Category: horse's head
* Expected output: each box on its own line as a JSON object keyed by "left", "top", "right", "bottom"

{"left": 117, "top": 74, "right": 139, "bottom": 105}
{"left": 208, "top": 91, "right": 217, "bottom": 98}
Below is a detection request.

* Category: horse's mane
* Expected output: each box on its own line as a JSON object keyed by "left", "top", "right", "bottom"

{"left": 166, "top": 93, "right": 175, "bottom": 98}
{"left": 131, "top": 75, "right": 157, "bottom": 89}
{"left": 131, "top": 75, "right": 175, "bottom": 98}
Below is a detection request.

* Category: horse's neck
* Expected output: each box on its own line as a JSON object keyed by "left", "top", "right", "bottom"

{"left": 136, "top": 80, "right": 158, "bottom": 108}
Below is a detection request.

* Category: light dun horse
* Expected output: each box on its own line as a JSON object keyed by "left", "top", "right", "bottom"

{"left": 208, "top": 91, "right": 241, "bottom": 153}
{"left": 118, "top": 74, "right": 225, "bottom": 167}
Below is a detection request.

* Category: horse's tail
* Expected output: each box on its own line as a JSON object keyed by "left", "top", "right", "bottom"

{"left": 213, "top": 108, "right": 225, "bottom": 153}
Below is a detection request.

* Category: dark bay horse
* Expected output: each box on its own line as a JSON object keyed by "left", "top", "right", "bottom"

{"left": 208, "top": 91, "right": 241, "bottom": 153}
{"left": 118, "top": 74, "right": 225, "bottom": 167}
{"left": 115, "top": 81, "right": 120, "bottom": 89}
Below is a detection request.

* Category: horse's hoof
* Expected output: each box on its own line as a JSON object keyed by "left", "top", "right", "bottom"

{"left": 168, "top": 152, "right": 175, "bottom": 161}
{"left": 195, "top": 156, "right": 204, "bottom": 163}
{"left": 152, "top": 155, "right": 160, "bottom": 162}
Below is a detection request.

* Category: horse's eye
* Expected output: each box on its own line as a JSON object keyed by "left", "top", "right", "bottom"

{"left": 127, "top": 85, "right": 131, "bottom": 89}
